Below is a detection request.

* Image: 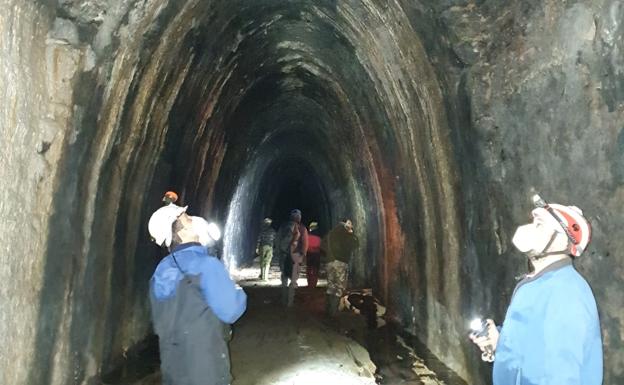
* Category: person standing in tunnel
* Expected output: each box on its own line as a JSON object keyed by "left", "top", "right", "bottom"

{"left": 306, "top": 221, "right": 322, "bottom": 288}
{"left": 276, "top": 209, "right": 308, "bottom": 305}
{"left": 469, "top": 195, "right": 602, "bottom": 385}
{"left": 147, "top": 204, "right": 247, "bottom": 385}
{"left": 256, "top": 217, "right": 276, "bottom": 281}
{"left": 321, "top": 218, "right": 358, "bottom": 317}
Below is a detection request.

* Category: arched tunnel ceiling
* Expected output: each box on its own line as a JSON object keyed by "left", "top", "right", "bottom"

{"left": 19, "top": 1, "right": 463, "bottom": 381}
{"left": 144, "top": 0, "right": 457, "bottom": 281}
{"left": 1, "top": 0, "right": 623, "bottom": 384}
{"left": 169, "top": 1, "right": 402, "bottom": 211}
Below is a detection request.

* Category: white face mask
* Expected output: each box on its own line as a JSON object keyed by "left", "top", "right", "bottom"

{"left": 511, "top": 217, "right": 559, "bottom": 257}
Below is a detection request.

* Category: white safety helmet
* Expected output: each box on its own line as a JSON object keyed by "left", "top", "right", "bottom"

{"left": 539, "top": 203, "right": 591, "bottom": 257}
{"left": 148, "top": 204, "right": 187, "bottom": 247}
{"left": 513, "top": 198, "right": 591, "bottom": 257}
{"left": 190, "top": 216, "right": 222, "bottom": 247}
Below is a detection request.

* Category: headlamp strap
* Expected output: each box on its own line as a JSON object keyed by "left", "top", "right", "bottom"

{"left": 533, "top": 194, "right": 579, "bottom": 245}
{"left": 541, "top": 231, "right": 558, "bottom": 254}
{"left": 543, "top": 205, "right": 579, "bottom": 245}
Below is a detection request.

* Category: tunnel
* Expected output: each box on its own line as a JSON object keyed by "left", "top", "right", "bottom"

{"left": 1, "top": 0, "right": 623, "bottom": 384}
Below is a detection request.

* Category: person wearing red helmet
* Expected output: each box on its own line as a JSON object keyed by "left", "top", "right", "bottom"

{"left": 470, "top": 194, "right": 602, "bottom": 385}
{"left": 162, "top": 191, "right": 179, "bottom": 205}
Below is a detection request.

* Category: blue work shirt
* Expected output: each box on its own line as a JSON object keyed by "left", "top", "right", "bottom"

{"left": 150, "top": 243, "right": 247, "bottom": 324}
{"left": 494, "top": 258, "right": 603, "bottom": 385}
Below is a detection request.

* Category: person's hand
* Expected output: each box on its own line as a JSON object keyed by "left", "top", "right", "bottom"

{"left": 469, "top": 319, "right": 499, "bottom": 353}
{"left": 291, "top": 252, "right": 303, "bottom": 264}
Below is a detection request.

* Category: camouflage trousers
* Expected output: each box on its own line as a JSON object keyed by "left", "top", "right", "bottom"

{"left": 259, "top": 245, "right": 273, "bottom": 280}
{"left": 326, "top": 260, "right": 349, "bottom": 297}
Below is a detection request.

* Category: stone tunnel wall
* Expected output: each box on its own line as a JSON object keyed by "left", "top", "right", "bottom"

{"left": 0, "top": 1, "right": 623, "bottom": 384}
{"left": 430, "top": 1, "right": 624, "bottom": 382}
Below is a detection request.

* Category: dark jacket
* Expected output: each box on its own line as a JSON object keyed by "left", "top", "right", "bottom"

{"left": 150, "top": 243, "right": 247, "bottom": 385}
{"left": 321, "top": 223, "right": 358, "bottom": 263}
{"left": 257, "top": 223, "right": 276, "bottom": 247}
{"left": 276, "top": 221, "right": 308, "bottom": 256}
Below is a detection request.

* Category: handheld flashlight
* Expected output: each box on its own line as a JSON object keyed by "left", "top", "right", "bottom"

{"left": 470, "top": 318, "right": 487, "bottom": 336}
{"left": 470, "top": 318, "right": 495, "bottom": 362}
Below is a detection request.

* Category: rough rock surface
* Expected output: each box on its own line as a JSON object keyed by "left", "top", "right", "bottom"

{"left": 0, "top": 0, "right": 622, "bottom": 384}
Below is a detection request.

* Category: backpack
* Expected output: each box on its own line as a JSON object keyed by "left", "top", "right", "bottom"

{"left": 276, "top": 221, "right": 295, "bottom": 253}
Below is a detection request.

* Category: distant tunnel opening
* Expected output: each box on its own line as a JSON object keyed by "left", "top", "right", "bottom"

{"left": 221, "top": 153, "right": 336, "bottom": 270}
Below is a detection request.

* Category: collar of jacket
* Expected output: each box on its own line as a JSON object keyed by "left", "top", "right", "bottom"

{"left": 512, "top": 257, "right": 573, "bottom": 298}
{"left": 171, "top": 242, "right": 203, "bottom": 253}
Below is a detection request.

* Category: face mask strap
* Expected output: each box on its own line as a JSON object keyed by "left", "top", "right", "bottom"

{"left": 529, "top": 230, "right": 570, "bottom": 260}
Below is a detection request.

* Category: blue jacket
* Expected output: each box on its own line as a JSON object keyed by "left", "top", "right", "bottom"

{"left": 150, "top": 243, "right": 247, "bottom": 324}
{"left": 493, "top": 258, "right": 603, "bottom": 385}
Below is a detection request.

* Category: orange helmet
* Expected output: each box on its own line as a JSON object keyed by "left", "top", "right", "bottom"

{"left": 162, "top": 191, "right": 178, "bottom": 204}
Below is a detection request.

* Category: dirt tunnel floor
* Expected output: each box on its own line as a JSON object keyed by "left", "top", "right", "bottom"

{"left": 229, "top": 285, "right": 377, "bottom": 385}
{"left": 105, "top": 263, "right": 466, "bottom": 385}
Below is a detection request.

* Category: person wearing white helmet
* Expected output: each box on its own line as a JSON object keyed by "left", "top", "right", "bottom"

{"left": 470, "top": 194, "right": 603, "bottom": 385}
{"left": 189, "top": 216, "right": 221, "bottom": 247}
{"left": 148, "top": 204, "right": 188, "bottom": 248}
{"left": 147, "top": 203, "right": 247, "bottom": 385}
{"left": 155, "top": 191, "right": 221, "bottom": 251}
